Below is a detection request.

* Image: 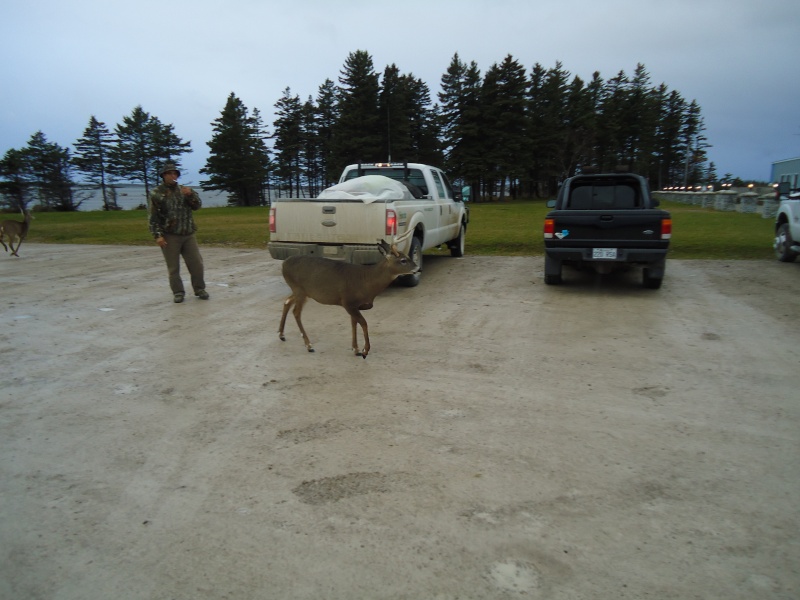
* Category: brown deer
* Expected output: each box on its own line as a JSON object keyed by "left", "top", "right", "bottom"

{"left": 279, "top": 237, "right": 418, "bottom": 358}
{"left": 0, "top": 209, "right": 33, "bottom": 257}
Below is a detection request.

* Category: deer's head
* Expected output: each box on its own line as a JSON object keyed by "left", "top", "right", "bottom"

{"left": 377, "top": 239, "right": 418, "bottom": 276}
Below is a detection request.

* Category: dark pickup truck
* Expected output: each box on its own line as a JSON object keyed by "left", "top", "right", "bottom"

{"left": 543, "top": 170, "right": 672, "bottom": 289}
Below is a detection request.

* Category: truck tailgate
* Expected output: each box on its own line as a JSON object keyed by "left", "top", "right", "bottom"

{"left": 271, "top": 199, "right": 388, "bottom": 244}
{"left": 547, "top": 210, "right": 670, "bottom": 246}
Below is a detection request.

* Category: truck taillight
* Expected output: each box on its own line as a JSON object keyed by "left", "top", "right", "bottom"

{"left": 661, "top": 218, "right": 672, "bottom": 240}
{"left": 269, "top": 207, "right": 276, "bottom": 233}
{"left": 544, "top": 218, "right": 555, "bottom": 239}
{"left": 386, "top": 209, "right": 397, "bottom": 236}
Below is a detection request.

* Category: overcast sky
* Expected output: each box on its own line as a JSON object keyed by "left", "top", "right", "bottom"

{"left": 2, "top": 0, "right": 798, "bottom": 185}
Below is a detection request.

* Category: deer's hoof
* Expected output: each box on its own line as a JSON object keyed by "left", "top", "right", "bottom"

{"left": 279, "top": 334, "right": 286, "bottom": 342}
{"left": 307, "top": 347, "right": 315, "bottom": 353}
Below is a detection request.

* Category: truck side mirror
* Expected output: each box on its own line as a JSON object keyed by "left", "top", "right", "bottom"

{"left": 453, "top": 190, "right": 463, "bottom": 202}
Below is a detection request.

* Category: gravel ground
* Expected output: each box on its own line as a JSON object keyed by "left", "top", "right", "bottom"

{"left": 1, "top": 244, "right": 799, "bottom": 599}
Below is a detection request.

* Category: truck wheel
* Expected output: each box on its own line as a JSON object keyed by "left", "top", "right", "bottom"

{"left": 449, "top": 223, "right": 466, "bottom": 257}
{"left": 642, "top": 269, "right": 663, "bottom": 289}
{"left": 775, "top": 222, "right": 798, "bottom": 262}
{"left": 544, "top": 255, "right": 562, "bottom": 285}
{"left": 399, "top": 237, "right": 422, "bottom": 287}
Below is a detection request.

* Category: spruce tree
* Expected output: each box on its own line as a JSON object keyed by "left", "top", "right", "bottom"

{"left": 315, "top": 79, "right": 339, "bottom": 187}
{"left": 201, "top": 93, "right": 270, "bottom": 206}
{"left": 272, "top": 87, "right": 304, "bottom": 196}
{"left": 330, "top": 50, "right": 381, "bottom": 176}
{"left": 73, "top": 116, "right": 118, "bottom": 210}
{"left": 24, "top": 131, "right": 77, "bottom": 211}
{"left": 110, "top": 106, "right": 191, "bottom": 199}
{"left": 0, "top": 148, "right": 30, "bottom": 211}
{"left": 482, "top": 55, "right": 528, "bottom": 199}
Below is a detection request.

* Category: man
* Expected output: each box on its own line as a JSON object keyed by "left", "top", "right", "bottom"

{"left": 148, "top": 163, "right": 209, "bottom": 303}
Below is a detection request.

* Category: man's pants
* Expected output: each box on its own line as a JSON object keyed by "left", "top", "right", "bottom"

{"left": 161, "top": 233, "right": 205, "bottom": 295}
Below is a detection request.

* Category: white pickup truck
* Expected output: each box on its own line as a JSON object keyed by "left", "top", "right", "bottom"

{"left": 774, "top": 182, "right": 800, "bottom": 262}
{"left": 268, "top": 162, "right": 470, "bottom": 286}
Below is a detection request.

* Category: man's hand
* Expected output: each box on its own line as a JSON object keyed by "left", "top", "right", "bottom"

{"left": 180, "top": 186, "right": 193, "bottom": 197}
{"left": 156, "top": 236, "right": 167, "bottom": 248}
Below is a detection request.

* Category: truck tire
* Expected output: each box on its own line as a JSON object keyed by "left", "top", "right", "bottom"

{"left": 448, "top": 223, "right": 466, "bottom": 257}
{"left": 399, "top": 237, "right": 422, "bottom": 287}
{"left": 641, "top": 257, "right": 665, "bottom": 289}
{"left": 775, "top": 222, "right": 798, "bottom": 263}
{"left": 642, "top": 272, "right": 663, "bottom": 289}
{"left": 544, "top": 255, "right": 562, "bottom": 285}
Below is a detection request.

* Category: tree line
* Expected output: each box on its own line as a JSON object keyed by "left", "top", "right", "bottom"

{"left": 0, "top": 50, "right": 711, "bottom": 211}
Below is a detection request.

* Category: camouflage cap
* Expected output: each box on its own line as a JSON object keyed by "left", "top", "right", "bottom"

{"left": 159, "top": 163, "right": 180, "bottom": 177}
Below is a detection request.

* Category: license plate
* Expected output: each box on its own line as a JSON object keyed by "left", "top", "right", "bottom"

{"left": 592, "top": 248, "right": 617, "bottom": 259}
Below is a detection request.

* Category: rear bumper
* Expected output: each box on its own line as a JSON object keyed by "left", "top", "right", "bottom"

{"left": 268, "top": 242, "right": 383, "bottom": 264}
{"left": 544, "top": 246, "right": 668, "bottom": 264}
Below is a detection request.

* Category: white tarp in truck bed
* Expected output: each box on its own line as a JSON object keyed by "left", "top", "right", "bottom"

{"left": 317, "top": 175, "right": 414, "bottom": 203}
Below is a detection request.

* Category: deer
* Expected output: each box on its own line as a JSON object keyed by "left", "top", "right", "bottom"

{"left": 278, "top": 234, "right": 418, "bottom": 358}
{"left": 0, "top": 209, "right": 33, "bottom": 257}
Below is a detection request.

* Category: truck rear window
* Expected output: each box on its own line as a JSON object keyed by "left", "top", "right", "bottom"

{"left": 344, "top": 168, "right": 428, "bottom": 196}
{"left": 568, "top": 183, "right": 640, "bottom": 209}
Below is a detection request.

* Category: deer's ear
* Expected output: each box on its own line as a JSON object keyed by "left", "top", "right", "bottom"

{"left": 377, "top": 240, "right": 391, "bottom": 256}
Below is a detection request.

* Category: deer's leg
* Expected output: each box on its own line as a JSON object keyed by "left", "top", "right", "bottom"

{"left": 291, "top": 296, "right": 314, "bottom": 352}
{"left": 0, "top": 232, "right": 7, "bottom": 253}
{"left": 279, "top": 294, "right": 295, "bottom": 341}
{"left": 348, "top": 309, "right": 370, "bottom": 358}
{"left": 11, "top": 239, "right": 22, "bottom": 257}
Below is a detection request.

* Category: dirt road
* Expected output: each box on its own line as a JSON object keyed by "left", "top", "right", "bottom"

{"left": 1, "top": 244, "right": 799, "bottom": 599}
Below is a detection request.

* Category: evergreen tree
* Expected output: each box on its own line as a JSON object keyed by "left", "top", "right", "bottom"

{"left": 300, "top": 97, "right": 323, "bottom": 197}
{"left": 330, "top": 50, "right": 381, "bottom": 176}
{"left": 681, "top": 99, "right": 707, "bottom": 187}
{"left": 438, "top": 53, "right": 484, "bottom": 195}
{"left": 272, "top": 87, "right": 304, "bottom": 196}
{"left": 314, "top": 79, "right": 339, "bottom": 187}
{"left": 249, "top": 107, "right": 273, "bottom": 204}
{"left": 201, "top": 92, "right": 271, "bottom": 206}
{"left": 481, "top": 55, "right": 528, "bottom": 199}
{"left": 531, "top": 62, "right": 572, "bottom": 196}
{"left": 72, "top": 116, "right": 118, "bottom": 210}
{"left": 0, "top": 148, "right": 30, "bottom": 211}
{"left": 24, "top": 131, "right": 78, "bottom": 211}
{"left": 623, "top": 64, "right": 659, "bottom": 175}
{"left": 110, "top": 106, "right": 191, "bottom": 199}
{"left": 653, "top": 86, "right": 685, "bottom": 188}
{"left": 404, "top": 74, "right": 442, "bottom": 164}
{"left": 561, "top": 74, "right": 595, "bottom": 178}
{"left": 151, "top": 118, "right": 192, "bottom": 175}
{"left": 110, "top": 106, "right": 159, "bottom": 198}
{"left": 379, "top": 64, "right": 411, "bottom": 163}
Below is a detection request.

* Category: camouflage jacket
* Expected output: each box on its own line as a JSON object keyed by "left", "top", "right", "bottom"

{"left": 147, "top": 183, "right": 202, "bottom": 239}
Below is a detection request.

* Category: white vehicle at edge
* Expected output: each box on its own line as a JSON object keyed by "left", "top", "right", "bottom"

{"left": 774, "top": 182, "right": 800, "bottom": 262}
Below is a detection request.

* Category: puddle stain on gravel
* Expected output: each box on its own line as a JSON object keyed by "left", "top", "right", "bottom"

{"left": 277, "top": 420, "right": 348, "bottom": 445}
{"left": 292, "top": 471, "right": 411, "bottom": 505}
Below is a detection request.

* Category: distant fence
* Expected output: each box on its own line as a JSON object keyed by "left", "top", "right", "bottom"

{"left": 652, "top": 189, "right": 779, "bottom": 219}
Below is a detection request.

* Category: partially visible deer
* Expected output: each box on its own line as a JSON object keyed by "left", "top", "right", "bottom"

{"left": 0, "top": 209, "right": 33, "bottom": 257}
{"left": 279, "top": 236, "right": 418, "bottom": 358}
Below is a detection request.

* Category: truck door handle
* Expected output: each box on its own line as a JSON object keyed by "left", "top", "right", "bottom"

{"left": 322, "top": 206, "right": 336, "bottom": 214}
{"left": 600, "top": 215, "right": 613, "bottom": 221}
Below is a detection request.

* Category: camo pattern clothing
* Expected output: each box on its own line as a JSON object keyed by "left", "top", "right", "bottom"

{"left": 147, "top": 182, "right": 201, "bottom": 239}
{"left": 147, "top": 181, "right": 206, "bottom": 299}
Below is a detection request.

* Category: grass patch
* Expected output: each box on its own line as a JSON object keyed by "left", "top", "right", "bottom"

{"left": 17, "top": 200, "right": 775, "bottom": 260}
